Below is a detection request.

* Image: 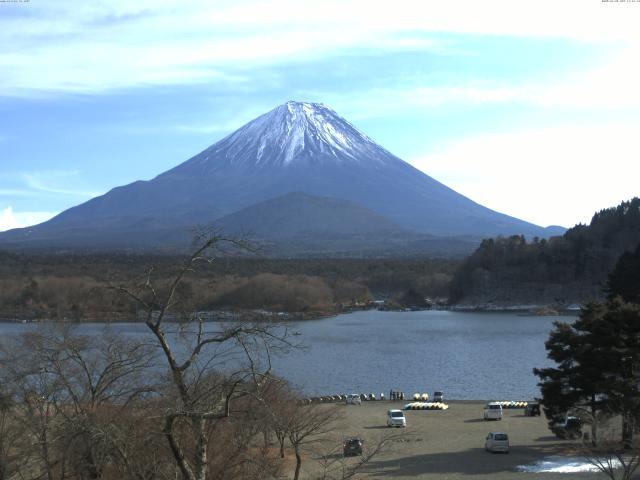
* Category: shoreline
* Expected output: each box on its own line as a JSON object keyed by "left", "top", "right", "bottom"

{"left": 0, "top": 303, "right": 581, "bottom": 324}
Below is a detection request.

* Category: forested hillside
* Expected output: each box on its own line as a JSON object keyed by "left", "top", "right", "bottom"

{"left": 0, "top": 253, "right": 456, "bottom": 321}
{"left": 449, "top": 198, "right": 640, "bottom": 306}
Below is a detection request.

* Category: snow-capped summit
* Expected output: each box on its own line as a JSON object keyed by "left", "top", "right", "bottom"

{"left": 169, "top": 101, "right": 395, "bottom": 174}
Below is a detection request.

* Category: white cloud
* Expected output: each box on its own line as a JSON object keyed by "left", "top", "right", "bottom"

{"left": 410, "top": 123, "right": 640, "bottom": 228}
{"left": 2, "top": 0, "right": 639, "bottom": 95}
{"left": 21, "top": 171, "right": 103, "bottom": 197}
{"left": 163, "top": 0, "right": 640, "bottom": 43}
{"left": 533, "top": 44, "right": 640, "bottom": 110}
{"left": 329, "top": 40, "right": 640, "bottom": 117}
{"left": 0, "top": 206, "right": 57, "bottom": 232}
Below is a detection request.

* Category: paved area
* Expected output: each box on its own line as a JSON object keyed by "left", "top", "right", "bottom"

{"left": 301, "top": 400, "right": 607, "bottom": 479}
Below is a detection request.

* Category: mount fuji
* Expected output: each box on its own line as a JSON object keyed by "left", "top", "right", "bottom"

{"left": 0, "top": 101, "right": 563, "bottom": 254}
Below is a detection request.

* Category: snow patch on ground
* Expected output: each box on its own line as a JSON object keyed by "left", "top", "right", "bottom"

{"left": 516, "top": 456, "right": 621, "bottom": 473}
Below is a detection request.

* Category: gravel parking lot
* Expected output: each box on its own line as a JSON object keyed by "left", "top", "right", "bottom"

{"left": 302, "top": 400, "right": 609, "bottom": 479}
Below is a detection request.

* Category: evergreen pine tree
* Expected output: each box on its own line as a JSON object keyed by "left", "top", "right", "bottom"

{"left": 607, "top": 243, "right": 640, "bottom": 303}
{"left": 535, "top": 300, "right": 640, "bottom": 447}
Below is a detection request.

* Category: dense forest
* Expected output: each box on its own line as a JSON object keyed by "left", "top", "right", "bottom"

{"left": 4, "top": 198, "right": 640, "bottom": 320}
{"left": 0, "top": 253, "right": 457, "bottom": 321}
{"left": 449, "top": 198, "right": 640, "bottom": 306}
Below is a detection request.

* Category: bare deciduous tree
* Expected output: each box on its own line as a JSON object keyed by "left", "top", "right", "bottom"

{"left": 0, "top": 390, "right": 30, "bottom": 480}
{"left": 1, "top": 233, "right": 398, "bottom": 480}
{"left": 583, "top": 442, "right": 640, "bottom": 480}
{"left": 112, "top": 232, "right": 295, "bottom": 480}
{"left": 581, "top": 417, "right": 640, "bottom": 480}
{"left": 0, "top": 325, "right": 160, "bottom": 480}
{"left": 313, "top": 432, "right": 404, "bottom": 480}
{"left": 286, "top": 404, "right": 342, "bottom": 480}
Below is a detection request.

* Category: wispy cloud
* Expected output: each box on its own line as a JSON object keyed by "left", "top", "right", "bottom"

{"left": 3, "top": 0, "right": 638, "bottom": 96}
{"left": 21, "top": 171, "right": 103, "bottom": 197}
{"left": 319, "top": 39, "right": 640, "bottom": 118}
{"left": 0, "top": 206, "right": 57, "bottom": 232}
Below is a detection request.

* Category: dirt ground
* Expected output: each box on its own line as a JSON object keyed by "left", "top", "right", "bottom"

{"left": 299, "top": 400, "right": 609, "bottom": 479}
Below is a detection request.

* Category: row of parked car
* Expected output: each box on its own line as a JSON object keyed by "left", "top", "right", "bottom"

{"left": 481, "top": 401, "right": 540, "bottom": 453}
{"left": 343, "top": 406, "right": 511, "bottom": 456}
{"left": 481, "top": 404, "right": 513, "bottom": 453}
{"left": 343, "top": 398, "right": 544, "bottom": 456}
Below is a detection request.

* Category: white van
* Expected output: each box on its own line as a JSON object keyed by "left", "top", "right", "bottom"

{"left": 485, "top": 432, "right": 509, "bottom": 453}
{"left": 387, "top": 409, "right": 406, "bottom": 427}
{"left": 483, "top": 402, "right": 503, "bottom": 420}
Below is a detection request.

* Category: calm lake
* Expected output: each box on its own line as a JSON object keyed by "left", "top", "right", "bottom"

{"left": 0, "top": 310, "right": 574, "bottom": 400}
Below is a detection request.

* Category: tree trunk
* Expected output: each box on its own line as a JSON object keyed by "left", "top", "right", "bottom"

{"left": 275, "top": 431, "right": 286, "bottom": 458}
{"left": 164, "top": 417, "right": 195, "bottom": 480}
{"left": 194, "top": 417, "right": 208, "bottom": 480}
{"left": 622, "top": 409, "right": 633, "bottom": 449}
{"left": 590, "top": 400, "right": 598, "bottom": 446}
{"left": 293, "top": 445, "right": 302, "bottom": 480}
{"left": 40, "top": 418, "right": 55, "bottom": 480}
{"left": 83, "top": 449, "right": 101, "bottom": 480}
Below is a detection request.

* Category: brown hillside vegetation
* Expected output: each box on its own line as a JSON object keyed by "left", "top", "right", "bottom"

{"left": 211, "top": 273, "right": 371, "bottom": 312}
{"left": 0, "top": 253, "right": 456, "bottom": 320}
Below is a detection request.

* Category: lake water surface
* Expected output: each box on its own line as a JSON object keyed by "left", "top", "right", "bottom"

{"left": 0, "top": 310, "right": 574, "bottom": 400}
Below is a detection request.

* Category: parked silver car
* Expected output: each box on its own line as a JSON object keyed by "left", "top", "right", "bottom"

{"left": 485, "top": 432, "right": 509, "bottom": 453}
{"left": 483, "top": 402, "right": 503, "bottom": 420}
{"left": 346, "top": 394, "right": 362, "bottom": 405}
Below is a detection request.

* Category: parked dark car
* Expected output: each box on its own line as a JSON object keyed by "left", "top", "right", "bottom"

{"left": 551, "top": 416, "right": 582, "bottom": 439}
{"left": 524, "top": 402, "right": 541, "bottom": 416}
{"left": 343, "top": 437, "right": 363, "bottom": 456}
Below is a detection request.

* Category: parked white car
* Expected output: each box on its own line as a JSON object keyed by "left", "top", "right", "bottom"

{"left": 483, "top": 402, "right": 503, "bottom": 420}
{"left": 485, "top": 432, "right": 509, "bottom": 453}
{"left": 387, "top": 409, "right": 406, "bottom": 427}
{"left": 346, "top": 394, "right": 362, "bottom": 405}
{"left": 433, "top": 391, "right": 444, "bottom": 402}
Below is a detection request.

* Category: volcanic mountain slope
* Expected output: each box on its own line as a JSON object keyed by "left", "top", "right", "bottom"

{"left": 214, "top": 192, "right": 405, "bottom": 239}
{"left": 0, "top": 101, "right": 563, "bottom": 253}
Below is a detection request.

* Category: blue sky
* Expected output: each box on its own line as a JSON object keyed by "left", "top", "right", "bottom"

{"left": 1, "top": 0, "right": 640, "bottom": 231}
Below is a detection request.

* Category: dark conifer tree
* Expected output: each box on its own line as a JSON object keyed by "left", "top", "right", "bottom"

{"left": 535, "top": 300, "right": 640, "bottom": 447}
{"left": 607, "top": 243, "right": 640, "bottom": 303}
{"left": 596, "top": 300, "right": 640, "bottom": 448}
{"left": 534, "top": 302, "right": 610, "bottom": 444}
